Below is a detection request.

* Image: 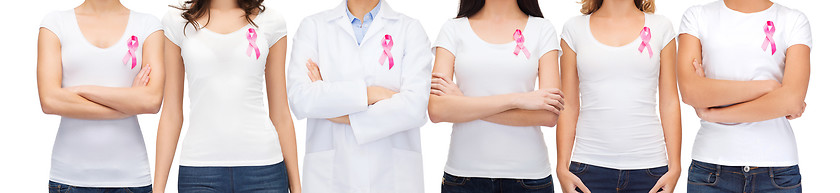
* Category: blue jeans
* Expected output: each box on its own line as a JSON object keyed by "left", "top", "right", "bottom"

{"left": 569, "top": 161, "right": 668, "bottom": 193}
{"left": 687, "top": 160, "right": 802, "bottom": 193}
{"left": 441, "top": 172, "right": 554, "bottom": 193}
{"left": 48, "top": 181, "right": 152, "bottom": 193}
{"left": 178, "top": 161, "right": 289, "bottom": 193}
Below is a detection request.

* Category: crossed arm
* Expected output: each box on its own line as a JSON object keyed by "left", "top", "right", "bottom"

{"left": 427, "top": 47, "right": 563, "bottom": 127}
{"left": 677, "top": 34, "right": 809, "bottom": 123}
{"left": 37, "top": 28, "right": 164, "bottom": 120}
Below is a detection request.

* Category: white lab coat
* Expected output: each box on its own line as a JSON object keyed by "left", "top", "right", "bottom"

{"left": 286, "top": 1, "right": 432, "bottom": 193}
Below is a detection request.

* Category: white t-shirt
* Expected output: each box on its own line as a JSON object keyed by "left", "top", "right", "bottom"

{"left": 680, "top": 1, "right": 812, "bottom": 167}
{"left": 162, "top": 8, "right": 287, "bottom": 166}
{"left": 561, "top": 13, "right": 675, "bottom": 170}
{"left": 41, "top": 10, "right": 161, "bottom": 187}
{"left": 434, "top": 17, "right": 560, "bottom": 179}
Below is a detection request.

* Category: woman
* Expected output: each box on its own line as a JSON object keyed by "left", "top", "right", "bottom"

{"left": 429, "top": 0, "right": 562, "bottom": 192}
{"left": 555, "top": 0, "right": 681, "bottom": 192}
{"left": 286, "top": 0, "right": 432, "bottom": 192}
{"left": 154, "top": 0, "right": 301, "bottom": 192}
{"left": 37, "top": 0, "right": 164, "bottom": 192}
{"left": 678, "top": 0, "right": 810, "bottom": 192}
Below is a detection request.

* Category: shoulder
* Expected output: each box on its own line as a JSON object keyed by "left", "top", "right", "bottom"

{"left": 774, "top": 4, "right": 808, "bottom": 22}
{"left": 257, "top": 7, "right": 286, "bottom": 24}
{"left": 684, "top": 1, "right": 721, "bottom": 18}
{"left": 42, "top": 10, "right": 69, "bottom": 22}
{"left": 647, "top": 14, "right": 675, "bottom": 28}
{"left": 162, "top": 9, "right": 187, "bottom": 28}
{"left": 131, "top": 11, "right": 161, "bottom": 24}
{"left": 440, "top": 17, "right": 467, "bottom": 32}
{"left": 561, "top": 15, "right": 586, "bottom": 29}
{"left": 528, "top": 16, "right": 557, "bottom": 31}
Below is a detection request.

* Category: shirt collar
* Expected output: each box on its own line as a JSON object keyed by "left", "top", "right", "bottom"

{"left": 345, "top": 0, "right": 382, "bottom": 23}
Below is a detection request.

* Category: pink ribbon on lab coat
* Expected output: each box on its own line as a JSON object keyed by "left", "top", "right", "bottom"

{"left": 247, "top": 28, "right": 261, "bottom": 59}
{"left": 513, "top": 29, "right": 531, "bottom": 59}
{"left": 379, "top": 34, "right": 394, "bottom": 70}
{"left": 762, "top": 21, "right": 777, "bottom": 55}
{"left": 122, "top": 35, "right": 139, "bottom": 69}
{"left": 638, "top": 27, "right": 652, "bottom": 58}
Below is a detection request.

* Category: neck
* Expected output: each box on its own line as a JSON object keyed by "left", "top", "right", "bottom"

{"left": 723, "top": 0, "right": 773, "bottom": 13}
{"left": 210, "top": 0, "right": 239, "bottom": 10}
{"left": 473, "top": 0, "right": 527, "bottom": 20}
{"left": 347, "top": 0, "right": 380, "bottom": 19}
{"left": 593, "top": 0, "right": 641, "bottom": 17}
{"left": 78, "top": 0, "right": 125, "bottom": 14}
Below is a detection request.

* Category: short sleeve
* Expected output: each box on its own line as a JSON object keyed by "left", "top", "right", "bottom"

{"left": 137, "top": 13, "right": 163, "bottom": 37}
{"left": 656, "top": 16, "right": 677, "bottom": 51}
{"left": 433, "top": 19, "right": 459, "bottom": 55}
{"left": 785, "top": 11, "right": 812, "bottom": 49}
{"left": 161, "top": 10, "right": 187, "bottom": 47}
{"left": 259, "top": 8, "right": 287, "bottom": 48}
{"left": 559, "top": 17, "right": 579, "bottom": 53}
{"left": 679, "top": 6, "right": 703, "bottom": 39}
{"left": 537, "top": 19, "right": 561, "bottom": 58}
{"left": 40, "top": 11, "right": 64, "bottom": 39}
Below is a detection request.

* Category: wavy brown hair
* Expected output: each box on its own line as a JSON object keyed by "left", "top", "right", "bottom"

{"left": 172, "top": 0, "right": 265, "bottom": 30}
{"left": 579, "top": 0, "right": 655, "bottom": 15}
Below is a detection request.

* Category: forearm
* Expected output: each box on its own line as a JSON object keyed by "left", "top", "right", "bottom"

{"left": 679, "top": 76, "right": 775, "bottom": 108}
{"left": 273, "top": 118, "right": 301, "bottom": 192}
{"left": 76, "top": 86, "right": 163, "bottom": 115}
{"left": 428, "top": 94, "right": 517, "bottom": 123}
{"left": 152, "top": 112, "right": 182, "bottom": 192}
{"left": 482, "top": 109, "right": 557, "bottom": 127}
{"left": 40, "top": 89, "right": 130, "bottom": 120}
{"left": 659, "top": 101, "right": 682, "bottom": 170}
{"left": 702, "top": 86, "right": 804, "bottom": 123}
{"left": 556, "top": 104, "right": 579, "bottom": 172}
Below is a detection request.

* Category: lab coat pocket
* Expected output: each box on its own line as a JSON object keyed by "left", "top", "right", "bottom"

{"left": 393, "top": 148, "right": 424, "bottom": 193}
{"left": 303, "top": 149, "right": 336, "bottom": 193}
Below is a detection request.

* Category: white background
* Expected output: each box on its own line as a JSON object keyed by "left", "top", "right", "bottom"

{"left": 0, "top": 0, "right": 837, "bottom": 192}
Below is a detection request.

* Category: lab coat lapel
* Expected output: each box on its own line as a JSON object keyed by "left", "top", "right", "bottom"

{"left": 359, "top": 1, "right": 397, "bottom": 46}
{"left": 327, "top": 1, "right": 356, "bottom": 42}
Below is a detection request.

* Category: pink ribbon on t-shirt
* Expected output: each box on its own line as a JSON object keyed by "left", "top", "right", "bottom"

{"left": 379, "top": 34, "right": 394, "bottom": 70}
{"left": 638, "top": 27, "right": 652, "bottom": 58}
{"left": 122, "top": 35, "right": 139, "bottom": 69}
{"left": 246, "top": 28, "right": 261, "bottom": 59}
{"left": 513, "top": 29, "right": 531, "bottom": 59}
{"left": 762, "top": 21, "right": 777, "bottom": 55}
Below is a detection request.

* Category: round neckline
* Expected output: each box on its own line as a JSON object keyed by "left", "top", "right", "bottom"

{"left": 464, "top": 16, "right": 532, "bottom": 47}
{"left": 585, "top": 13, "right": 648, "bottom": 49}
{"left": 721, "top": 1, "right": 776, "bottom": 15}
{"left": 72, "top": 9, "right": 133, "bottom": 50}
{"left": 197, "top": 12, "right": 263, "bottom": 36}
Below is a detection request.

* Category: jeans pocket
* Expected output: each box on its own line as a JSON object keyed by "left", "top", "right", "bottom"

{"left": 687, "top": 162, "right": 717, "bottom": 186}
{"left": 48, "top": 181, "right": 70, "bottom": 193}
{"left": 770, "top": 165, "right": 802, "bottom": 189}
{"left": 646, "top": 166, "right": 669, "bottom": 178}
{"left": 442, "top": 173, "right": 468, "bottom": 186}
{"left": 569, "top": 162, "right": 588, "bottom": 175}
{"left": 518, "top": 175, "right": 553, "bottom": 190}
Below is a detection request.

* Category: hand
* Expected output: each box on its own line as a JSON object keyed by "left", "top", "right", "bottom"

{"left": 367, "top": 86, "right": 397, "bottom": 105}
{"left": 557, "top": 169, "right": 590, "bottom": 193}
{"left": 132, "top": 64, "right": 152, "bottom": 87}
{"left": 306, "top": 59, "right": 323, "bottom": 82}
{"left": 512, "top": 88, "right": 565, "bottom": 114}
{"left": 328, "top": 115, "right": 350, "bottom": 125}
{"left": 649, "top": 170, "right": 680, "bottom": 193}
{"left": 691, "top": 59, "right": 705, "bottom": 78}
{"left": 430, "top": 73, "right": 463, "bottom": 96}
{"left": 786, "top": 102, "right": 806, "bottom": 120}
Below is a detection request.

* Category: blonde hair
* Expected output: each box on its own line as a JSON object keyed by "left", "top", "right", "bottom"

{"left": 579, "top": 0, "right": 655, "bottom": 15}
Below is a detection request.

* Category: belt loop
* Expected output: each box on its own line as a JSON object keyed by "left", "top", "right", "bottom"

{"left": 715, "top": 164, "right": 721, "bottom": 176}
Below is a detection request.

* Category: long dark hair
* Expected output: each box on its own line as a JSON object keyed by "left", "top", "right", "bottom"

{"left": 456, "top": 0, "right": 543, "bottom": 18}
{"left": 172, "top": 0, "right": 265, "bottom": 30}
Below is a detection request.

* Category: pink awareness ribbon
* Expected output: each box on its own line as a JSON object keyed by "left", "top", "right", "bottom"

{"left": 513, "top": 29, "right": 531, "bottom": 59}
{"left": 379, "top": 34, "right": 394, "bottom": 70}
{"left": 122, "top": 35, "right": 139, "bottom": 69}
{"left": 246, "top": 28, "right": 261, "bottom": 59}
{"left": 638, "top": 27, "right": 652, "bottom": 58}
{"left": 762, "top": 21, "right": 777, "bottom": 55}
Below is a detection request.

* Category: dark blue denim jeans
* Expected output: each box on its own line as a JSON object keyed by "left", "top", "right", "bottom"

{"left": 569, "top": 161, "right": 668, "bottom": 193}
{"left": 441, "top": 172, "right": 554, "bottom": 193}
{"left": 687, "top": 160, "right": 802, "bottom": 193}
{"left": 178, "top": 161, "right": 289, "bottom": 193}
{"left": 48, "top": 181, "right": 152, "bottom": 193}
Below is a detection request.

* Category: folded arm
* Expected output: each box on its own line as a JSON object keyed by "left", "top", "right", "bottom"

{"left": 698, "top": 45, "right": 810, "bottom": 123}
{"left": 36, "top": 28, "right": 129, "bottom": 120}
{"left": 73, "top": 31, "right": 166, "bottom": 115}
{"left": 481, "top": 50, "right": 562, "bottom": 127}
{"left": 676, "top": 34, "right": 780, "bottom": 108}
